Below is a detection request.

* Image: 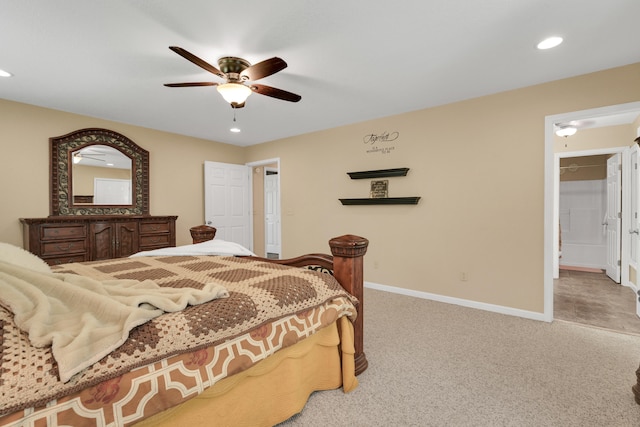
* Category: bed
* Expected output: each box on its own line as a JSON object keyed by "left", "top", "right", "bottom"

{"left": 0, "top": 234, "right": 368, "bottom": 427}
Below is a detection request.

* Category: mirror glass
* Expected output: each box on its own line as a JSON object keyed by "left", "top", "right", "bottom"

{"left": 50, "top": 128, "right": 149, "bottom": 216}
{"left": 71, "top": 145, "right": 132, "bottom": 205}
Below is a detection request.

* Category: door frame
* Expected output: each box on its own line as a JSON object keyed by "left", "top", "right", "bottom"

{"left": 246, "top": 157, "right": 281, "bottom": 256}
{"left": 544, "top": 101, "right": 640, "bottom": 322}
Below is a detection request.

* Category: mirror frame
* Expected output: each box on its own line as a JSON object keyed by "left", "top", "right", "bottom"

{"left": 50, "top": 128, "right": 149, "bottom": 216}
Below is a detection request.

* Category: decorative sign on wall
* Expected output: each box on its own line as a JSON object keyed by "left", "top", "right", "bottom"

{"left": 363, "top": 131, "right": 399, "bottom": 155}
{"left": 370, "top": 180, "right": 388, "bottom": 198}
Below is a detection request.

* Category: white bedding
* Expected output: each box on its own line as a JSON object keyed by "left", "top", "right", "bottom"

{"left": 130, "top": 238, "right": 256, "bottom": 258}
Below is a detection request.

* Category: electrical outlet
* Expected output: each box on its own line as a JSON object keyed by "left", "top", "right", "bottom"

{"left": 373, "top": 261, "right": 379, "bottom": 269}
{"left": 460, "top": 272, "right": 468, "bottom": 281}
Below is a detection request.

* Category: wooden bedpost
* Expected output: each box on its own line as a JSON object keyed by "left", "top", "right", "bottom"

{"left": 329, "top": 234, "right": 369, "bottom": 375}
{"left": 633, "top": 364, "right": 640, "bottom": 404}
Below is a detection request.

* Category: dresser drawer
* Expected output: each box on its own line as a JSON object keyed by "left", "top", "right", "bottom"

{"left": 40, "top": 224, "right": 87, "bottom": 240}
{"left": 139, "top": 234, "right": 171, "bottom": 248}
{"left": 44, "top": 254, "right": 89, "bottom": 266}
{"left": 41, "top": 239, "right": 87, "bottom": 257}
{"left": 139, "top": 221, "right": 171, "bottom": 235}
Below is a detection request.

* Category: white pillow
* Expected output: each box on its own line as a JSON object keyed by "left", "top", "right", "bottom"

{"left": 130, "top": 238, "right": 256, "bottom": 258}
{"left": 194, "top": 239, "right": 256, "bottom": 256}
{"left": 0, "top": 242, "right": 52, "bottom": 273}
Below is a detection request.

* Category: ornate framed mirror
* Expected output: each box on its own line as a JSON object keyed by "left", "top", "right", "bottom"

{"left": 50, "top": 128, "right": 149, "bottom": 215}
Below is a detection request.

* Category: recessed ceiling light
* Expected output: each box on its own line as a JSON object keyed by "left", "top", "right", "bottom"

{"left": 230, "top": 127, "right": 241, "bottom": 133}
{"left": 0, "top": 69, "right": 12, "bottom": 77}
{"left": 537, "top": 36, "right": 563, "bottom": 50}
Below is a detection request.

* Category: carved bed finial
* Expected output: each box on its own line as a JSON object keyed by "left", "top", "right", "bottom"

{"left": 329, "top": 234, "right": 369, "bottom": 258}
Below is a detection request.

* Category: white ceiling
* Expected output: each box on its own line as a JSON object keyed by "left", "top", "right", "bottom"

{"left": 1, "top": 0, "right": 639, "bottom": 147}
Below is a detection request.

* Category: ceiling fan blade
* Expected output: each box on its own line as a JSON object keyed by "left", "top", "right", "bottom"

{"left": 164, "top": 82, "right": 219, "bottom": 87}
{"left": 75, "top": 154, "right": 105, "bottom": 162}
{"left": 241, "top": 57, "right": 287, "bottom": 81}
{"left": 85, "top": 156, "right": 105, "bottom": 162}
{"left": 168, "top": 46, "right": 225, "bottom": 78}
{"left": 250, "top": 84, "right": 301, "bottom": 102}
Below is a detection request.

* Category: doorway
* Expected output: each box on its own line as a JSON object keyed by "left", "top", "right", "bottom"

{"left": 247, "top": 158, "right": 281, "bottom": 258}
{"left": 544, "top": 101, "right": 640, "bottom": 322}
{"left": 264, "top": 167, "right": 281, "bottom": 259}
{"left": 558, "top": 152, "right": 622, "bottom": 282}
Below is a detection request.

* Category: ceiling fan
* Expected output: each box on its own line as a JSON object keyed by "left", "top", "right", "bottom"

{"left": 164, "top": 46, "right": 301, "bottom": 109}
{"left": 73, "top": 152, "right": 105, "bottom": 164}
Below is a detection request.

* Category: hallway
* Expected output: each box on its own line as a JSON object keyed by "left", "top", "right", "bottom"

{"left": 554, "top": 269, "right": 640, "bottom": 335}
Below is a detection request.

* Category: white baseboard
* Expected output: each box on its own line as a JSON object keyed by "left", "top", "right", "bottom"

{"left": 364, "top": 281, "right": 548, "bottom": 322}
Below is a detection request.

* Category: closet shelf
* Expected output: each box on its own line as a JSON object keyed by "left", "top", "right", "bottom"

{"left": 346, "top": 168, "right": 409, "bottom": 179}
{"left": 339, "top": 197, "right": 421, "bottom": 205}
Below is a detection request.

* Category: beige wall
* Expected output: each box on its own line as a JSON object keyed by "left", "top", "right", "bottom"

{"left": 0, "top": 99, "right": 245, "bottom": 247}
{"left": 2, "top": 62, "right": 640, "bottom": 315}
{"left": 246, "top": 62, "right": 640, "bottom": 313}
{"left": 559, "top": 155, "right": 608, "bottom": 182}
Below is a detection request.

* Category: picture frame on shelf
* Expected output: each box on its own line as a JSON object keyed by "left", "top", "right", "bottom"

{"left": 370, "top": 180, "right": 388, "bottom": 198}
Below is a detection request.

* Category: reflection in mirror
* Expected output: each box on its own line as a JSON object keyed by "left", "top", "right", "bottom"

{"left": 72, "top": 145, "right": 133, "bottom": 205}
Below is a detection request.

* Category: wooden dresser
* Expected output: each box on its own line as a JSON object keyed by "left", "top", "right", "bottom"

{"left": 20, "top": 215, "right": 177, "bottom": 265}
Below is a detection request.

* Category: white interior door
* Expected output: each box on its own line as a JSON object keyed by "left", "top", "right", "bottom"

{"left": 94, "top": 178, "right": 131, "bottom": 204}
{"left": 204, "top": 161, "right": 251, "bottom": 250}
{"left": 264, "top": 168, "right": 281, "bottom": 257}
{"left": 605, "top": 153, "right": 622, "bottom": 283}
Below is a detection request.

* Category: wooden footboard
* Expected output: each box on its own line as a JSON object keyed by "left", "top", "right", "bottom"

{"left": 251, "top": 234, "right": 369, "bottom": 375}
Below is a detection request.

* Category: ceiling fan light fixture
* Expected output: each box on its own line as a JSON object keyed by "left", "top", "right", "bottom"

{"left": 555, "top": 125, "right": 577, "bottom": 137}
{"left": 217, "top": 83, "right": 252, "bottom": 105}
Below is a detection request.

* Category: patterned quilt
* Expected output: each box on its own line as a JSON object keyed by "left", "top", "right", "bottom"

{"left": 0, "top": 255, "right": 358, "bottom": 419}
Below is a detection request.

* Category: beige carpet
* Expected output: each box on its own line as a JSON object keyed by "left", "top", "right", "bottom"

{"left": 278, "top": 288, "right": 640, "bottom": 426}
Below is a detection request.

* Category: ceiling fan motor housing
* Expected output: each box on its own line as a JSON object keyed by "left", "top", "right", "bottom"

{"left": 218, "top": 57, "right": 250, "bottom": 82}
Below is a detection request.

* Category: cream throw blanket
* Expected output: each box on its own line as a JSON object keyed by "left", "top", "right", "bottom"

{"left": 0, "top": 260, "right": 228, "bottom": 382}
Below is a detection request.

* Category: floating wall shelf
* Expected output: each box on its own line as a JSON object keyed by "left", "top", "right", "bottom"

{"left": 346, "top": 168, "right": 410, "bottom": 179}
{"left": 341, "top": 168, "right": 419, "bottom": 205}
{"left": 339, "top": 197, "right": 421, "bottom": 205}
